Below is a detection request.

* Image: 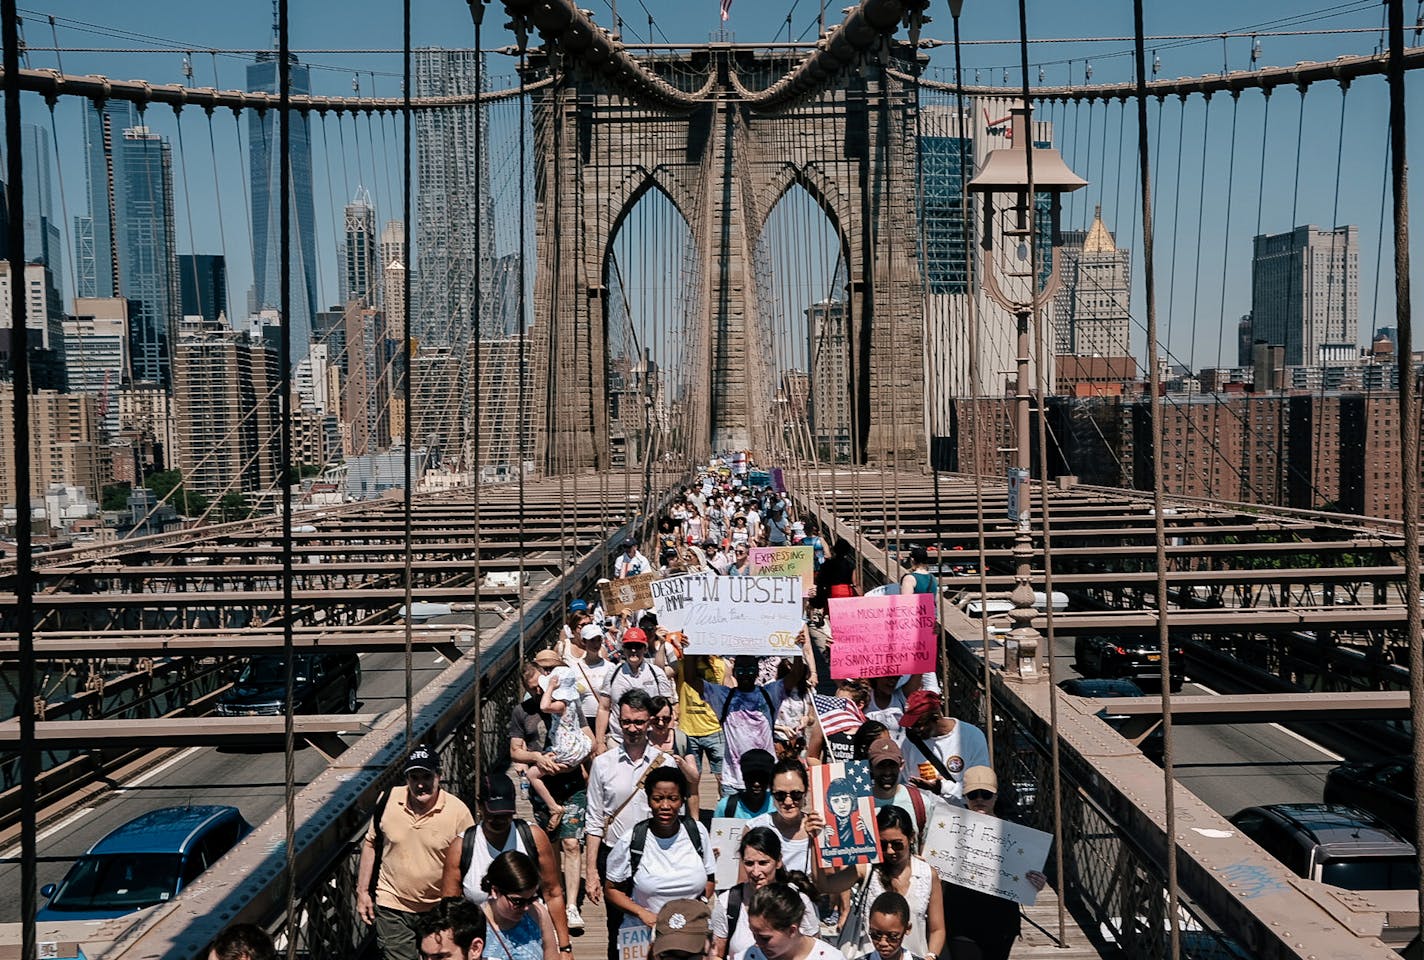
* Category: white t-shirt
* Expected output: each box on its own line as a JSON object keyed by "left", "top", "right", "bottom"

{"left": 866, "top": 690, "right": 908, "bottom": 745}
{"left": 746, "top": 813, "right": 811, "bottom": 874}
{"left": 735, "top": 940, "right": 846, "bottom": 960}
{"left": 900, "top": 719, "right": 991, "bottom": 802}
{"left": 602, "top": 662, "right": 676, "bottom": 744}
{"left": 606, "top": 820, "right": 716, "bottom": 914}
{"left": 459, "top": 822, "right": 533, "bottom": 905}
{"left": 565, "top": 656, "right": 615, "bottom": 720}
{"left": 712, "top": 885, "right": 819, "bottom": 956}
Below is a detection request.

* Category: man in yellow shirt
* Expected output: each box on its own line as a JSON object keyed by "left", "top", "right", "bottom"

{"left": 357, "top": 747, "right": 476, "bottom": 960}
{"left": 674, "top": 654, "right": 727, "bottom": 792}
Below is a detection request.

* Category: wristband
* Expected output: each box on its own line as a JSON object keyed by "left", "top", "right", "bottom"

{"left": 559, "top": 947, "right": 574, "bottom": 953}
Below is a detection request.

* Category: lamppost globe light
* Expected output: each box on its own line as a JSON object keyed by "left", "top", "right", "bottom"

{"left": 966, "top": 101, "right": 1087, "bottom": 682}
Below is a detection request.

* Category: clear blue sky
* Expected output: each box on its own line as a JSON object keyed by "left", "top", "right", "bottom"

{"left": 13, "top": 0, "right": 1421, "bottom": 370}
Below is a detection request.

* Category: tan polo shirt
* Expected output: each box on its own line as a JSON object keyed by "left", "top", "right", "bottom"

{"left": 367, "top": 785, "right": 475, "bottom": 912}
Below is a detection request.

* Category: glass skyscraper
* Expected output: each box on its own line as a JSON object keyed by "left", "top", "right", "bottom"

{"left": 248, "top": 39, "right": 318, "bottom": 367}
{"left": 80, "top": 100, "right": 179, "bottom": 390}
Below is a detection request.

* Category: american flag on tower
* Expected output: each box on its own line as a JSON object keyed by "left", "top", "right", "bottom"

{"left": 720, "top": 0, "right": 733, "bottom": 22}
{"left": 813, "top": 693, "right": 866, "bottom": 737}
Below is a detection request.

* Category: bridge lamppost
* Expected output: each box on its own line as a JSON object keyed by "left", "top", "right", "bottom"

{"left": 968, "top": 104, "right": 1085, "bottom": 681}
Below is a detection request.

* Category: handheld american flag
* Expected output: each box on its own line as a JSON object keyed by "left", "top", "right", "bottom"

{"left": 813, "top": 692, "right": 866, "bottom": 737}
{"left": 720, "top": 0, "right": 733, "bottom": 22}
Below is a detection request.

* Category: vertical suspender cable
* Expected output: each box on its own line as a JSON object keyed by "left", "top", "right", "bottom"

{"left": 4, "top": 0, "right": 39, "bottom": 955}
{"left": 402, "top": 0, "right": 416, "bottom": 748}
{"left": 1013, "top": 2, "right": 1065, "bottom": 943}
{"left": 468, "top": 0, "right": 486, "bottom": 783}
{"left": 1131, "top": 3, "right": 1180, "bottom": 956}
{"left": 276, "top": 2, "right": 299, "bottom": 955}
{"left": 1384, "top": 0, "right": 1423, "bottom": 929}
{"left": 517, "top": 39, "right": 529, "bottom": 663}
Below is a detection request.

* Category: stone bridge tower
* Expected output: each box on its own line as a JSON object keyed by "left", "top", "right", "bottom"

{"left": 526, "top": 33, "right": 928, "bottom": 473}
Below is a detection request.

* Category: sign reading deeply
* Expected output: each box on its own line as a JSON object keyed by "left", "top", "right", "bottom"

{"left": 600, "top": 572, "right": 658, "bottom": 616}
{"left": 653, "top": 574, "right": 804, "bottom": 656}
{"left": 921, "top": 803, "right": 1052, "bottom": 906}
{"left": 747, "top": 545, "right": 814, "bottom": 590}
{"left": 828, "top": 592, "right": 937, "bottom": 679}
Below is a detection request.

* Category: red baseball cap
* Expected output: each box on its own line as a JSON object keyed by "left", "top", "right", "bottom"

{"left": 898, "top": 689, "right": 944, "bottom": 728}
{"left": 621, "top": 627, "right": 648, "bottom": 647}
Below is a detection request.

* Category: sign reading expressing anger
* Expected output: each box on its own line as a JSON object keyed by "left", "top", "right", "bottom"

{"left": 828, "top": 592, "right": 937, "bottom": 679}
{"left": 748, "top": 545, "right": 814, "bottom": 590}
{"left": 653, "top": 573, "right": 804, "bottom": 656}
{"left": 600, "top": 572, "right": 658, "bottom": 616}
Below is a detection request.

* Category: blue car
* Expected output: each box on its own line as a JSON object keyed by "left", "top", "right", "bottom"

{"left": 37, "top": 805, "right": 251, "bottom": 921}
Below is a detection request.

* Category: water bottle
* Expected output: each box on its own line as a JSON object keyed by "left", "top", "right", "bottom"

{"left": 519, "top": 770, "right": 530, "bottom": 803}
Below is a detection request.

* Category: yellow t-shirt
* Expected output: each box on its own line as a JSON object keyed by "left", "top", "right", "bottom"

{"left": 677, "top": 656, "right": 728, "bottom": 738}
{"left": 367, "top": 785, "right": 475, "bottom": 912}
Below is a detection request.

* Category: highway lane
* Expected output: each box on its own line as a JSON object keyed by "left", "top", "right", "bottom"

{"left": 0, "top": 648, "right": 453, "bottom": 923}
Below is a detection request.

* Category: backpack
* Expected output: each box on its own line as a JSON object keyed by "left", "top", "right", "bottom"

{"left": 367, "top": 787, "right": 395, "bottom": 895}
{"left": 717, "top": 687, "right": 775, "bottom": 728}
{"left": 628, "top": 815, "right": 705, "bottom": 879}
{"left": 726, "top": 884, "right": 747, "bottom": 937}
{"left": 459, "top": 818, "right": 538, "bottom": 881}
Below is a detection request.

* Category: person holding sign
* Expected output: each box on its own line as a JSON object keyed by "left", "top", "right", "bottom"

{"left": 939, "top": 767, "right": 1046, "bottom": 960}
{"left": 711, "top": 828, "right": 820, "bottom": 959}
{"left": 746, "top": 758, "right": 815, "bottom": 874}
{"left": 808, "top": 806, "right": 944, "bottom": 960}
{"left": 604, "top": 768, "right": 716, "bottom": 926}
{"left": 693, "top": 656, "right": 785, "bottom": 796}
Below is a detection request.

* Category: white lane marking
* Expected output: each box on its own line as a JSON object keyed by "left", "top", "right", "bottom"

{"left": 433, "top": 656, "right": 446, "bottom": 665}
{"left": 0, "top": 805, "right": 98, "bottom": 859}
{"left": 0, "top": 745, "right": 206, "bottom": 861}
{"left": 115, "top": 746, "right": 205, "bottom": 793}
{"left": 1190, "top": 682, "right": 1344, "bottom": 762}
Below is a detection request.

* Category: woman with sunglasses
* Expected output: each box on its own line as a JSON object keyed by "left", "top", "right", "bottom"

{"left": 604, "top": 767, "right": 716, "bottom": 930}
{"left": 480, "top": 850, "right": 559, "bottom": 960}
{"left": 808, "top": 806, "right": 945, "bottom": 960}
{"left": 746, "top": 758, "right": 814, "bottom": 874}
{"left": 942, "top": 767, "right": 1046, "bottom": 960}
{"left": 647, "top": 695, "right": 703, "bottom": 819}
{"left": 711, "top": 828, "right": 819, "bottom": 960}
{"left": 728, "top": 543, "right": 752, "bottom": 576}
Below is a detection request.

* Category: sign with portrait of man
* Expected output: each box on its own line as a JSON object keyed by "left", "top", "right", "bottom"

{"left": 808, "top": 760, "right": 881, "bottom": 869}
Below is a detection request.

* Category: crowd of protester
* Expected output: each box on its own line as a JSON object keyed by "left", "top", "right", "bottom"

{"left": 331, "top": 463, "right": 1048, "bottom": 960}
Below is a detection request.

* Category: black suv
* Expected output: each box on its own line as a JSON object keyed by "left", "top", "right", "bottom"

{"left": 1057, "top": 677, "right": 1165, "bottom": 764}
{"left": 1230, "top": 803, "right": 1419, "bottom": 891}
{"left": 1073, "top": 633, "right": 1184, "bottom": 691}
{"left": 1323, "top": 757, "right": 1415, "bottom": 841}
{"left": 215, "top": 653, "right": 362, "bottom": 716}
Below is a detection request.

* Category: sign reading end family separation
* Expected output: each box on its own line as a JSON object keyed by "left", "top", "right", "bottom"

{"left": 827, "top": 592, "right": 937, "bottom": 679}
{"left": 921, "top": 803, "right": 1052, "bottom": 906}
{"left": 651, "top": 572, "right": 804, "bottom": 656}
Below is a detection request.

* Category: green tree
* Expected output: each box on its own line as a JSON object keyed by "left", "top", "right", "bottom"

{"left": 217, "top": 491, "right": 252, "bottom": 522}
{"left": 101, "top": 483, "right": 133, "bottom": 512}
{"left": 142, "top": 470, "right": 208, "bottom": 515}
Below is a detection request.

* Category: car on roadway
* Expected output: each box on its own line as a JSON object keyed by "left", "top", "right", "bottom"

{"left": 1229, "top": 803, "right": 1419, "bottom": 891}
{"left": 1073, "top": 633, "right": 1185, "bottom": 691}
{"left": 1057, "top": 677, "right": 1165, "bottom": 763}
{"left": 36, "top": 805, "right": 252, "bottom": 921}
{"left": 1323, "top": 756, "right": 1414, "bottom": 841}
{"left": 215, "top": 652, "right": 362, "bottom": 716}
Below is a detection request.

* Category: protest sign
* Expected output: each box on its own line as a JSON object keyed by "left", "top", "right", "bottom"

{"left": 828, "top": 593, "right": 937, "bottom": 680}
{"left": 600, "top": 572, "right": 658, "bottom": 617}
{"left": 921, "top": 803, "right": 1052, "bottom": 905}
{"left": 771, "top": 467, "right": 786, "bottom": 493}
{"left": 748, "top": 545, "right": 814, "bottom": 590}
{"left": 808, "top": 760, "right": 881, "bottom": 869}
{"left": 649, "top": 571, "right": 715, "bottom": 633}
{"left": 660, "top": 575, "right": 804, "bottom": 657}
{"left": 616, "top": 916, "right": 653, "bottom": 960}
{"left": 709, "top": 817, "right": 748, "bottom": 890}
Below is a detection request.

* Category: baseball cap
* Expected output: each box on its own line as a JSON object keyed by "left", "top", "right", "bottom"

{"left": 579, "top": 623, "right": 605, "bottom": 642}
{"left": 962, "top": 765, "right": 998, "bottom": 795}
{"left": 651, "top": 899, "right": 711, "bottom": 957}
{"left": 623, "top": 538, "right": 638, "bottom": 548}
{"left": 533, "top": 649, "right": 564, "bottom": 668}
{"left": 621, "top": 626, "right": 648, "bottom": 647}
{"left": 478, "top": 772, "right": 518, "bottom": 814}
{"left": 569, "top": 599, "right": 589, "bottom": 613}
{"left": 898, "top": 689, "right": 944, "bottom": 728}
{"left": 404, "top": 746, "right": 440, "bottom": 775}
{"left": 867, "top": 737, "right": 904, "bottom": 768}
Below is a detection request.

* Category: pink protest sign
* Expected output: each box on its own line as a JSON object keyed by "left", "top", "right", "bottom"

{"left": 828, "top": 592, "right": 937, "bottom": 679}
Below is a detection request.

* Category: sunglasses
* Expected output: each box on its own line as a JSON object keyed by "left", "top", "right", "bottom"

{"left": 622, "top": 644, "right": 647, "bottom": 653}
{"left": 502, "top": 891, "right": 540, "bottom": 908}
{"left": 869, "top": 930, "right": 905, "bottom": 944}
{"left": 965, "top": 790, "right": 996, "bottom": 802}
{"left": 772, "top": 790, "right": 805, "bottom": 803}
{"left": 652, "top": 714, "right": 674, "bottom": 725}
